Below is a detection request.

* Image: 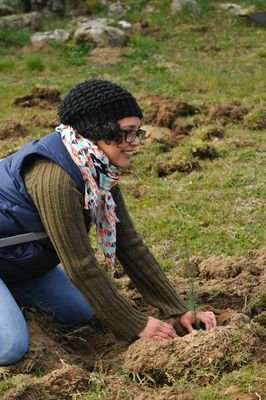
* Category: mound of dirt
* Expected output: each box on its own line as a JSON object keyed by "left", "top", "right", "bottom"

{"left": 140, "top": 95, "right": 200, "bottom": 129}
{"left": 203, "top": 127, "right": 225, "bottom": 140}
{"left": 157, "top": 158, "right": 200, "bottom": 176}
{"left": 0, "top": 120, "right": 29, "bottom": 140}
{"left": 2, "top": 363, "right": 89, "bottom": 400}
{"left": 208, "top": 101, "right": 249, "bottom": 123}
{"left": 198, "top": 254, "right": 262, "bottom": 279}
{"left": 244, "top": 106, "right": 266, "bottom": 130}
{"left": 143, "top": 124, "right": 192, "bottom": 149}
{"left": 14, "top": 87, "right": 61, "bottom": 109}
{"left": 191, "top": 142, "right": 219, "bottom": 160}
{"left": 23, "top": 41, "right": 51, "bottom": 54}
{"left": 123, "top": 314, "right": 262, "bottom": 385}
{"left": 7, "top": 313, "right": 72, "bottom": 377}
{"left": 88, "top": 46, "right": 128, "bottom": 64}
{"left": 177, "top": 248, "right": 266, "bottom": 313}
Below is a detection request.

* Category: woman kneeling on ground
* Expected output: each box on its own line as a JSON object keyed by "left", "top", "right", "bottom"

{"left": 0, "top": 78, "right": 216, "bottom": 365}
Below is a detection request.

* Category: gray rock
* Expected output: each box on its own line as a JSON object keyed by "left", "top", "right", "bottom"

{"left": 74, "top": 18, "right": 128, "bottom": 47}
{"left": 0, "top": 11, "right": 41, "bottom": 28}
{"left": 0, "top": 0, "right": 21, "bottom": 10}
{"left": 117, "top": 20, "right": 131, "bottom": 29}
{"left": 0, "top": 4, "right": 15, "bottom": 15}
{"left": 31, "top": 28, "right": 70, "bottom": 42}
{"left": 219, "top": 3, "right": 255, "bottom": 16}
{"left": 170, "top": 0, "right": 201, "bottom": 14}
{"left": 108, "top": 1, "right": 124, "bottom": 16}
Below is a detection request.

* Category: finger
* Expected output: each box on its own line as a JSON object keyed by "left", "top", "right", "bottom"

{"left": 153, "top": 335, "right": 169, "bottom": 341}
{"left": 182, "top": 322, "right": 193, "bottom": 333}
{"left": 210, "top": 314, "right": 217, "bottom": 328}
{"left": 198, "top": 312, "right": 216, "bottom": 330}
{"left": 154, "top": 331, "right": 174, "bottom": 340}
{"left": 167, "top": 328, "right": 177, "bottom": 338}
{"left": 206, "top": 312, "right": 217, "bottom": 328}
{"left": 204, "top": 317, "right": 215, "bottom": 330}
{"left": 158, "top": 323, "right": 177, "bottom": 338}
{"left": 204, "top": 321, "right": 212, "bottom": 330}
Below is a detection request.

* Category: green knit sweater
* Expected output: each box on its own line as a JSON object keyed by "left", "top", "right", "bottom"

{"left": 22, "top": 158, "right": 188, "bottom": 341}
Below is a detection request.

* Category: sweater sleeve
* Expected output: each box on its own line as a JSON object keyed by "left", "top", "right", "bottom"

{"left": 22, "top": 158, "right": 148, "bottom": 341}
{"left": 113, "top": 185, "right": 189, "bottom": 319}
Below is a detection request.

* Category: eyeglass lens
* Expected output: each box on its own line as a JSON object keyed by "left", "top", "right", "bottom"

{"left": 123, "top": 129, "right": 146, "bottom": 143}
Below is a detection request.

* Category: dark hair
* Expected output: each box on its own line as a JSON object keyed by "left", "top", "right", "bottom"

{"left": 58, "top": 78, "right": 143, "bottom": 143}
{"left": 81, "top": 120, "right": 125, "bottom": 144}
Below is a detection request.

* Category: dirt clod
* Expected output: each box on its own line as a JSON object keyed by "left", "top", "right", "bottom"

{"left": 0, "top": 120, "right": 29, "bottom": 140}
{"left": 124, "top": 316, "right": 261, "bottom": 384}
{"left": 209, "top": 102, "right": 249, "bottom": 122}
{"left": 157, "top": 158, "right": 200, "bottom": 176}
{"left": 2, "top": 364, "right": 88, "bottom": 400}
{"left": 14, "top": 87, "right": 61, "bottom": 109}
{"left": 203, "top": 127, "right": 225, "bottom": 140}
{"left": 244, "top": 107, "right": 266, "bottom": 130}
{"left": 141, "top": 95, "right": 200, "bottom": 129}
{"left": 191, "top": 142, "right": 219, "bottom": 160}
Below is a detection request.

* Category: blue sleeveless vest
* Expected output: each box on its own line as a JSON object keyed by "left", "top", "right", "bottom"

{"left": 0, "top": 132, "right": 84, "bottom": 283}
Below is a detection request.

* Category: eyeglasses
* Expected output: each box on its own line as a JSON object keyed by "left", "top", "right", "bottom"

{"left": 120, "top": 128, "right": 146, "bottom": 144}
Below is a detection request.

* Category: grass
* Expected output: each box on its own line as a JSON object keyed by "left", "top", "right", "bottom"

{"left": 26, "top": 54, "right": 45, "bottom": 71}
{"left": 0, "top": 1, "right": 265, "bottom": 396}
{"left": 194, "top": 364, "right": 266, "bottom": 399}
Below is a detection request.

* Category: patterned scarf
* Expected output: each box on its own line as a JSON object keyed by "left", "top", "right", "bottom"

{"left": 57, "top": 124, "right": 119, "bottom": 267}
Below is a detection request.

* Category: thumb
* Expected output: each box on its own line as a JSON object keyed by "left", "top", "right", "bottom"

{"left": 184, "top": 323, "right": 193, "bottom": 333}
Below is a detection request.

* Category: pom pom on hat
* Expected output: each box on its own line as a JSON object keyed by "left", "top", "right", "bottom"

{"left": 58, "top": 78, "right": 143, "bottom": 136}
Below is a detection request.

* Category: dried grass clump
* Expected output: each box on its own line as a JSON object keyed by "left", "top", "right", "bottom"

{"left": 124, "top": 315, "right": 261, "bottom": 385}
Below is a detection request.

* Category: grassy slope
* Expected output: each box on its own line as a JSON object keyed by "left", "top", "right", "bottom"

{"left": 0, "top": 0, "right": 265, "bottom": 398}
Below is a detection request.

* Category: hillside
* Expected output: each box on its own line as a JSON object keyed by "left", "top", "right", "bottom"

{"left": 0, "top": 0, "right": 265, "bottom": 399}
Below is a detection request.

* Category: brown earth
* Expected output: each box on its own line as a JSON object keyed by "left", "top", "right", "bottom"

{"left": 14, "top": 87, "right": 61, "bottom": 109}
{"left": 0, "top": 121, "right": 29, "bottom": 140}
{"left": 0, "top": 248, "right": 265, "bottom": 399}
{"left": 140, "top": 95, "right": 200, "bottom": 129}
{"left": 208, "top": 101, "right": 249, "bottom": 123}
{"left": 88, "top": 47, "right": 130, "bottom": 65}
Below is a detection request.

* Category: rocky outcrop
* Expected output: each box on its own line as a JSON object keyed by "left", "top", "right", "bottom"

{"left": 0, "top": 10, "right": 40, "bottom": 28}
{"left": 31, "top": 28, "right": 70, "bottom": 42}
{"left": 74, "top": 18, "right": 129, "bottom": 47}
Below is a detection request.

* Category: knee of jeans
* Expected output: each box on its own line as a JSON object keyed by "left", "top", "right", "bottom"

{"left": 59, "top": 305, "right": 94, "bottom": 327}
{"left": 0, "top": 332, "right": 29, "bottom": 366}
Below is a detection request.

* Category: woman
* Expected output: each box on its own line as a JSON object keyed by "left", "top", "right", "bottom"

{"left": 0, "top": 78, "right": 216, "bottom": 365}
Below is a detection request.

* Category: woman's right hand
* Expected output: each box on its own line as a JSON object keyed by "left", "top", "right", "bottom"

{"left": 138, "top": 316, "right": 177, "bottom": 340}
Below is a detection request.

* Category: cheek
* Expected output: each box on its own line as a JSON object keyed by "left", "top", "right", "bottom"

{"left": 108, "top": 147, "right": 123, "bottom": 162}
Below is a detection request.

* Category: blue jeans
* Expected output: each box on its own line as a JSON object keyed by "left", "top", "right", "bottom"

{"left": 0, "top": 266, "right": 94, "bottom": 365}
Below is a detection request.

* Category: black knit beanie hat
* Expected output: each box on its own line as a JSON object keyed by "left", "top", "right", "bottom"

{"left": 58, "top": 78, "right": 143, "bottom": 140}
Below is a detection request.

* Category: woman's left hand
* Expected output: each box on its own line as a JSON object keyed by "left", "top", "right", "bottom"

{"left": 179, "top": 310, "right": 216, "bottom": 333}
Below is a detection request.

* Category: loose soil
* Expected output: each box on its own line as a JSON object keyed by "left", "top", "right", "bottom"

{"left": 1, "top": 248, "right": 265, "bottom": 399}
{"left": 0, "top": 121, "right": 29, "bottom": 140}
{"left": 14, "top": 87, "right": 61, "bottom": 109}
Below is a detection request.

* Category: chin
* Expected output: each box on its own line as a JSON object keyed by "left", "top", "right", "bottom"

{"left": 116, "top": 163, "right": 130, "bottom": 169}
{"left": 112, "top": 159, "right": 130, "bottom": 169}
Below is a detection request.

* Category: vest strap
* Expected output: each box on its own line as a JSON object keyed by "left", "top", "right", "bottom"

{"left": 0, "top": 232, "right": 48, "bottom": 248}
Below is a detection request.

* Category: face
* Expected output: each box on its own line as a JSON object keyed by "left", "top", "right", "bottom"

{"left": 97, "top": 116, "right": 143, "bottom": 169}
